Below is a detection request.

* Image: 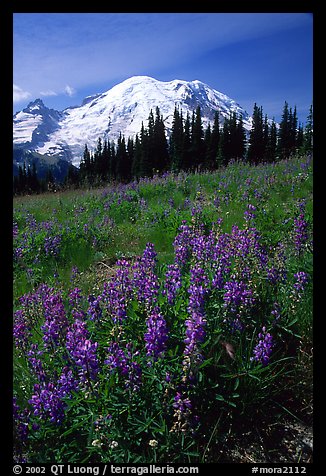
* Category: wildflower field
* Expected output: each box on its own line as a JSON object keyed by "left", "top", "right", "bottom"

{"left": 13, "top": 155, "right": 313, "bottom": 463}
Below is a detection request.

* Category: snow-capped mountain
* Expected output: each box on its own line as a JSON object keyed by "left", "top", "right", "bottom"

{"left": 13, "top": 76, "right": 251, "bottom": 167}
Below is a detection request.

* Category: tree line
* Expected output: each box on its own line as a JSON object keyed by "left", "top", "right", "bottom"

{"left": 13, "top": 163, "right": 56, "bottom": 195}
{"left": 13, "top": 101, "right": 313, "bottom": 194}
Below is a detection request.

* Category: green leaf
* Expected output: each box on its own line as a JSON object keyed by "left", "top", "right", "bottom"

{"left": 215, "top": 394, "right": 225, "bottom": 401}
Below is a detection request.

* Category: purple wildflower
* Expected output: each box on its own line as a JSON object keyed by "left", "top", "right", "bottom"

{"left": 293, "top": 271, "right": 309, "bottom": 295}
{"left": 102, "top": 259, "right": 133, "bottom": 323}
{"left": 70, "top": 266, "right": 80, "bottom": 283}
{"left": 13, "top": 309, "right": 32, "bottom": 353}
{"left": 13, "top": 397, "right": 30, "bottom": 442}
{"left": 271, "top": 302, "right": 281, "bottom": 325}
{"left": 87, "top": 294, "right": 103, "bottom": 321}
{"left": 223, "top": 280, "right": 255, "bottom": 315}
{"left": 66, "top": 319, "right": 99, "bottom": 383}
{"left": 182, "top": 265, "right": 209, "bottom": 381}
{"left": 294, "top": 201, "right": 309, "bottom": 254}
{"left": 68, "top": 287, "right": 83, "bottom": 307}
{"left": 144, "top": 306, "right": 168, "bottom": 360}
{"left": 27, "top": 344, "right": 46, "bottom": 383}
{"left": 105, "top": 342, "right": 142, "bottom": 392}
{"left": 29, "top": 383, "right": 65, "bottom": 425}
{"left": 163, "top": 263, "right": 182, "bottom": 305}
{"left": 132, "top": 245, "right": 160, "bottom": 309}
{"left": 173, "top": 222, "right": 194, "bottom": 267}
{"left": 251, "top": 327, "right": 274, "bottom": 366}
{"left": 41, "top": 292, "right": 69, "bottom": 349}
{"left": 44, "top": 234, "right": 61, "bottom": 257}
{"left": 171, "top": 391, "right": 193, "bottom": 433}
{"left": 28, "top": 367, "right": 78, "bottom": 426}
{"left": 244, "top": 203, "right": 256, "bottom": 223}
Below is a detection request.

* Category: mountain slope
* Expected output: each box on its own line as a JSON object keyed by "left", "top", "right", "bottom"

{"left": 13, "top": 76, "right": 252, "bottom": 167}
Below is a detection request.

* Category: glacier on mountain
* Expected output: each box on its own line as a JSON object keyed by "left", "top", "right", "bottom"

{"left": 13, "top": 76, "right": 252, "bottom": 167}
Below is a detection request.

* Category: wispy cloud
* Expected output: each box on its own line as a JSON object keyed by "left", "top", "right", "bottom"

{"left": 14, "top": 13, "right": 311, "bottom": 95}
{"left": 40, "top": 89, "right": 57, "bottom": 97}
{"left": 64, "top": 85, "right": 76, "bottom": 97}
{"left": 13, "top": 84, "right": 31, "bottom": 103}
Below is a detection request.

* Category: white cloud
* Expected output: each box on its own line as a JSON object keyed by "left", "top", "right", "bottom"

{"left": 40, "top": 89, "right": 57, "bottom": 97}
{"left": 13, "top": 84, "right": 31, "bottom": 103}
{"left": 64, "top": 84, "right": 76, "bottom": 97}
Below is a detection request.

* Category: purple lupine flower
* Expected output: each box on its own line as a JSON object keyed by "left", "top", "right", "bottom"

{"left": 13, "top": 397, "right": 30, "bottom": 442}
{"left": 173, "top": 222, "right": 194, "bottom": 267}
{"left": 87, "top": 294, "right": 103, "bottom": 322}
{"left": 70, "top": 266, "right": 80, "bottom": 283}
{"left": 28, "top": 368, "right": 78, "bottom": 426}
{"left": 29, "top": 382, "right": 66, "bottom": 424}
{"left": 105, "top": 341, "right": 142, "bottom": 392}
{"left": 66, "top": 319, "right": 99, "bottom": 383}
{"left": 251, "top": 327, "right": 274, "bottom": 366}
{"left": 102, "top": 259, "right": 133, "bottom": 323}
{"left": 68, "top": 287, "right": 83, "bottom": 307}
{"left": 144, "top": 306, "right": 168, "bottom": 360}
{"left": 163, "top": 263, "right": 182, "bottom": 305}
{"left": 171, "top": 391, "right": 193, "bottom": 433}
{"left": 294, "top": 200, "right": 309, "bottom": 254}
{"left": 293, "top": 271, "right": 309, "bottom": 294}
{"left": 132, "top": 245, "right": 160, "bottom": 309}
{"left": 244, "top": 203, "right": 256, "bottom": 223}
{"left": 27, "top": 344, "right": 46, "bottom": 383}
{"left": 271, "top": 302, "right": 281, "bottom": 325}
{"left": 173, "top": 392, "right": 192, "bottom": 412}
{"left": 223, "top": 280, "right": 255, "bottom": 315}
{"left": 13, "top": 309, "right": 32, "bottom": 353}
{"left": 57, "top": 366, "right": 80, "bottom": 396}
{"left": 182, "top": 265, "right": 209, "bottom": 381}
{"left": 41, "top": 292, "right": 69, "bottom": 349}
{"left": 44, "top": 234, "right": 62, "bottom": 257}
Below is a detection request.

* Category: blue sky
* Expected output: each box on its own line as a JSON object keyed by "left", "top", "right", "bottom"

{"left": 13, "top": 13, "right": 313, "bottom": 123}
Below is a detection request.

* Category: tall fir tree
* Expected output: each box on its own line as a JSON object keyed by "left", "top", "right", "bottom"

{"left": 264, "top": 118, "right": 277, "bottom": 163}
{"left": 181, "top": 112, "right": 192, "bottom": 171}
{"left": 234, "top": 113, "right": 246, "bottom": 160}
{"left": 139, "top": 121, "right": 151, "bottom": 177}
{"left": 210, "top": 110, "right": 221, "bottom": 168}
{"left": 131, "top": 134, "right": 142, "bottom": 178}
{"left": 115, "top": 133, "right": 131, "bottom": 182}
{"left": 153, "top": 106, "right": 169, "bottom": 172}
{"left": 277, "top": 101, "right": 292, "bottom": 160}
{"left": 169, "top": 106, "right": 184, "bottom": 172}
{"left": 190, "top": 105, "right": 204, "bottom": 169}
{"left": 303, "top": 104, "right": 313, "bottom": 154}
{"left": 247, "top": 103, "right": 264, "bottom": 164}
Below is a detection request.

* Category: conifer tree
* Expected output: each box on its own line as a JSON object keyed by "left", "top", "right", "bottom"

{"left": 234, "top": 113, "right": 246, "bottom": 160}
{"left": 115, "top": 133, "right": 131, "bottom": 182}
{"left": 210, "top": 111, "right": 221, "bottom": 168}
{"left": 190, "top": 105, "right": 204, "bottom": 169}
{"left": 181, "top": 112, "right": 192, "bottom": 171}
{"left": 296, "top": 123, "right": 304, "bottom": 153}
{"left": 289, "top": 106, "right": 298, "bottom": 153}
{"left": 153, "top": 107, "right": 169, "bottom": 172}
{"left": 265, "top": 118, "right": 277, "bottom": 163}
{"left": 131, "top": 134, "right": 142, "bottom": 178}
{"left": 169, "top": 107, "right": 184, "bottom": 172}
{"left": 303, "top": 104, "right": 313, "bottom": 154}
{"left": 139, "top": 121, "right": 152, "bottom": 177}
{"left": 218, "top": 115, "right": 232, "bottom": 166}
{"left": 277, "top": 101, "right": 292, "bottom": 160}
{"left": 203, "top": 123, "right": 212, "bottom": 169}
{"left": 247, "top": 103, "right": 264, "bottom": 164}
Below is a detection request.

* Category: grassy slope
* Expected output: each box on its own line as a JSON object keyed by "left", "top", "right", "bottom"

{"left": 13, "top": 156, "right": 312, "bottom": 298}
{"left": 13, "top": 155, "right": 313, "bottom": 462}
